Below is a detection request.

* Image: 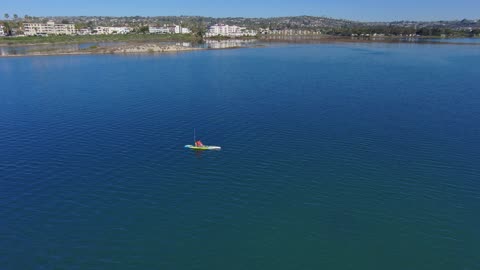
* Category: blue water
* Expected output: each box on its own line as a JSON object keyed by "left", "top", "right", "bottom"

{"left": 423, "top": 37, "right": 480, "bottom": 43}
{"left": 1, "top": 43, "right": 480, "bottom": 269}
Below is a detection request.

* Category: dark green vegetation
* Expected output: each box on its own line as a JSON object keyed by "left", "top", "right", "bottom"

{"left": 0, "top": 33, "right": 201, "bottom": 45}
{"left": 323, "top": 25, "right": 480, "bottom": 37}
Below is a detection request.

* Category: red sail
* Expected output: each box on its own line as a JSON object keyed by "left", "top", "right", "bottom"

{"left": 195, "top": 140, "right": 204, "bottom": 147}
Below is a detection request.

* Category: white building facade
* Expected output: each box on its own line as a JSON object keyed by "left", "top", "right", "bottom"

{"left": 23, "top": 21, "right": 75, "bottom": 36}
{"left": 93, "top": 27, "right": 109, "bottom": 35}
{"left": 0, "top": 25, "right": 5, "bottom": 36}
{"left": 174, "top": 25, "right": 191, "bottom": 34}
{"left": 149, "top": 25, "right": 191, "bottom": 34}
{"left": 76, "top": 28, "right": 92, "bottom": 35}
{"left": 108, "top": 27, "right": 131, "bottom": 34}
{"left": 266, "top": 29, "right": 322, "bottom": 35}
{"left": 205, "top": 24, "right": 257, "bottom": 37}
{"left": 149, "top": 26, "right": 170, "bottom": 34}
{"left": 94, "top": 26, "right": 131, "bottom": 35}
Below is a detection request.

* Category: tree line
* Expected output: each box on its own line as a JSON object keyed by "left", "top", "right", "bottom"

{"left": 323, "top": 25, "right": 478, "bottom": 37}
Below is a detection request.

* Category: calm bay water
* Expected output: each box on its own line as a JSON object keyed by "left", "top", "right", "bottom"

{"left": 1, "top": 43, "right": 480, "bottom": 269}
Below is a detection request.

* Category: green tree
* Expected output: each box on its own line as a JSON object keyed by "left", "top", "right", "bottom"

{"left": 137, "top": 25, "right": 149, "bottom": 34}
{"left": 4, "top": 13, "right": 9, "bottom": 20}
{"left": 190, "top": 22, "right": 207, "bottom": 38}
{"left": 75, "top": 23, "right": 88, "bottom": 30}
{"left": 13, "top": 14, "right": 18, "bottom": 20}
{"left": 3, "top": 22, "right": 12, "bottom": 35}
{"left": 195, "top": 26, "right": 206, "bottom": 38}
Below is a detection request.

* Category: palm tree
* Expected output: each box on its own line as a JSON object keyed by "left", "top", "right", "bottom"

{"left": 13, "top": 14, "right": 18, "bottom": 20}
{"left": 4, "top": 13, "right": 9, "bottom": 20}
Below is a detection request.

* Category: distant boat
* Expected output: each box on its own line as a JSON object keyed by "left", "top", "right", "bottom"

{"left": 184, "top": 129, "right": 221, "bottom": 151}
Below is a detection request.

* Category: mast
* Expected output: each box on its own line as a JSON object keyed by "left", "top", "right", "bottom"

{"left": 194, "top": 128, "right": 196, "bottom": 144}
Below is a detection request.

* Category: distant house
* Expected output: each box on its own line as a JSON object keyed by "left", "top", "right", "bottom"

{"left": 23, "top": 21, "right": 75, "bottom": 36}
{"left": 0, "top": 25, "right": 5, "bottom": 36}
{"left": 205, "top": 24, "right": 257, "bottom": 37}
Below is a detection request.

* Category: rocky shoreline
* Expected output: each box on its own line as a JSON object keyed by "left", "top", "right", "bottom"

{"left": 1, "top": 38, "right": 478, "bottom": 57}
{"left": 107, "top": 43, "right": 203, "bottom": 54}
{"left": 0, "top": 43, "right": 205, "bottom": 57}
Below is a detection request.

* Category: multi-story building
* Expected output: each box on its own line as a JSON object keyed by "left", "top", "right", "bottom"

{"left": 174, "top": 25, "right": 191, "bottom": 34}
{"left": 149, "top": 26, "right": 170, "bottom": 34}
{"left": 76, "top": 28, "right": 92, "bottom": 35}
{"left": 205, "top": 24, "right": 256, "bottom": 37}
{"left": 149, "top": 25, "right": 191, "bottom": 34}
{"left": 265, "top": 29, "right": 322, "bottom": 36}
{"left": 108, "top": 27, "right": 131, "bottom": 34}
{"left": 23, "top": 21, "right": 75, "bottom": 36}
{"left": 93, "top": 26, "right": 131, "bottom": 35}
{"left": 93, "top": 26, "right": 109, "bottom": 35}
{"left": 0, "top": 25, "right": 5, "bottom": 36}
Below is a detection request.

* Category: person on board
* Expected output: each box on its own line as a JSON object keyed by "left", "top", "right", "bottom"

{"left": 195, "top": 140, "right": 204, "bottom": 147}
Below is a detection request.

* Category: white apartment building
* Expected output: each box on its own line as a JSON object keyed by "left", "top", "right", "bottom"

{"left": 93, "top": 26, "right": 131, "bottom": 35}
{"left": 76, "top": 28, "right": 92, "bottom": 35}
{"left": 149, "top": 26, "right": 170, "bottom": 34}
{"left": 94, "top": 26, "right": 109, "bottom": 35}
{"left": 109, "top": 27, "right": 131, "bottom": 34}
{"left": 0, "top": 25, "right": 5, "bottom": 36}
{"left": 149, "top": 25, "right": 191, "bottom": 34}
{"left": 205, "top": 24, "right": 257, "bottom": 37}
{"left": 23, "top": 21, "right": 75, "bottom": 36}
{"left": 174, "top": 25, "right": 191, "bottom": 34}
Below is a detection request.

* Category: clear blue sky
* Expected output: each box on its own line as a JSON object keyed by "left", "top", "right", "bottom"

{"left": 2, "top": 0, "right": 479, "bottom": 22}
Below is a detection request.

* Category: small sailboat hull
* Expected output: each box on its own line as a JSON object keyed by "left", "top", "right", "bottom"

{"left": 185, "top": 145, "right": 221, "bottom": 151}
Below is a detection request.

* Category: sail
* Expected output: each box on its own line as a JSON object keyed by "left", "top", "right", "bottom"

{"left": 195, "top": 140, "right": 204, "bottom": 147}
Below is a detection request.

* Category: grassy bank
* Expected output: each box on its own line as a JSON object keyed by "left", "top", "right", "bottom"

{"left": 0, "top": 33, "right": 202, "bottom": 45}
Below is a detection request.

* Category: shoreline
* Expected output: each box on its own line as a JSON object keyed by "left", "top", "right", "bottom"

{"left": 0, "top": 43, "right": 205, "bottom": 57}
{"left": 1, "top": 37, "right": 479, "bottom": 57}
{"left": 0, "top": 33, "right": 201, "bottom": 47}
{"left": 1, "top": 34, "right": 478, "bottom": 47}
{"left": 260, "top": 36, "right": 480, "bottom": 46}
